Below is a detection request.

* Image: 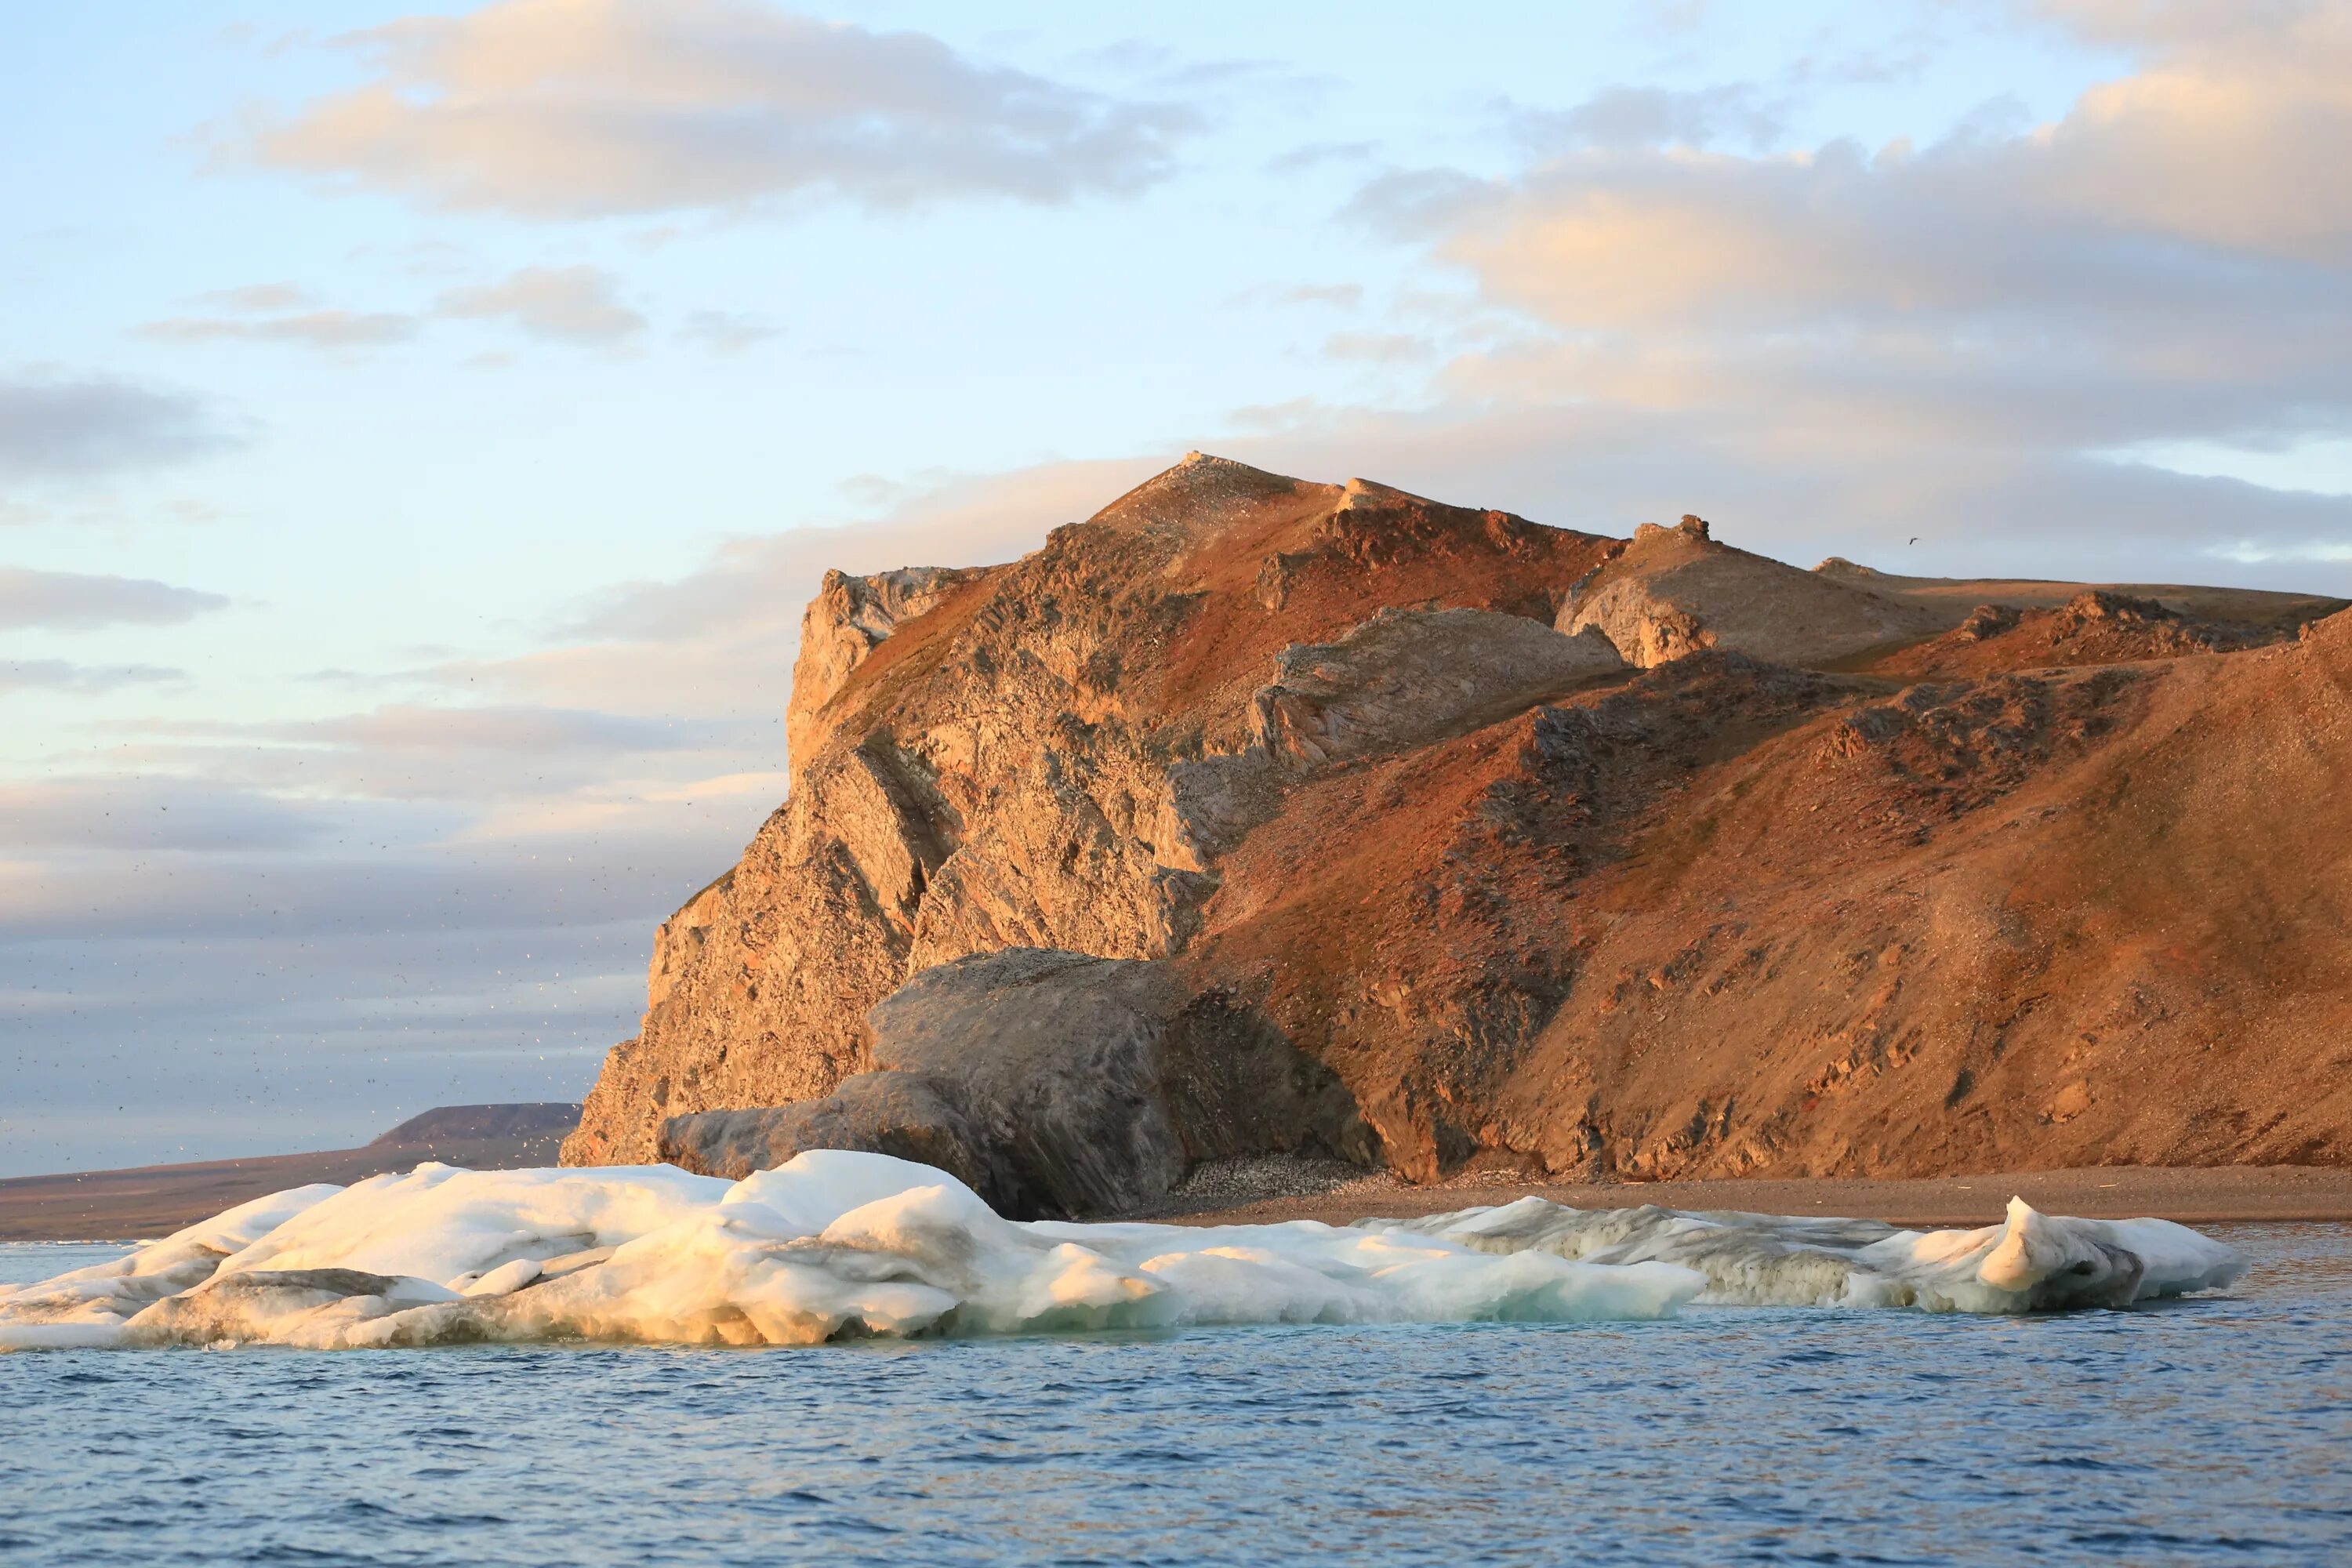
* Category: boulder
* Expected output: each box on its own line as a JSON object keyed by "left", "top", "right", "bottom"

{"left": 662, "top": 947, "right": 1370, "bottom": 1219}
{"left": 659, "top": 1073, "right": 991, "bottom": 1195}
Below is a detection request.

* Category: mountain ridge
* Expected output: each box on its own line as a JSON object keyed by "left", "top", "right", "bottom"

{"left": 561, "top": 456, "right": 2351, "bottom": 1214}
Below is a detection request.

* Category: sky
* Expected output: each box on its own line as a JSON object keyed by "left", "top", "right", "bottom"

{"left": 5, "top": 0, "right": 2350, "bottom": 1174}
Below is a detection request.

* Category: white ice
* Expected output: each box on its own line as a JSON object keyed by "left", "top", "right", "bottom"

{"left": 0, "top": 1153, "right": 1700, "bottom": 1350}
{"left": 0, "top": 1154, "right": 2243, "bottom": 1351}
{"left": 1373, "top": 1195, "right": 2247, "bottom": 1312}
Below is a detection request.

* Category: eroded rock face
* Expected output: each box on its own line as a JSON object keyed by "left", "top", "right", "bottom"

{"left": 787, "top": 566, "right": 983, "bottom": 764}
{"left": 659, "top": 947, "right": 1367, "bottom": 1218}
{"left": 1253, "top": 608, "right": 1624, "bottom": 769}
{"left": 569, "top": 454, "right": 2352, "bottom": 1192}
{"left": 566, "top": 456, "right": 1617, "bottom": 1167}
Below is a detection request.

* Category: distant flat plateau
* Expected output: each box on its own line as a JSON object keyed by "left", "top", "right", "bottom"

{"left": 0, "top": 1104, "right": 578, "bottom": 1242}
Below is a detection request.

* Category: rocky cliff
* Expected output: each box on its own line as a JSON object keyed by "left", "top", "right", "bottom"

{"left": 563, "top": 454, "right": 2352, "bottom": 1211}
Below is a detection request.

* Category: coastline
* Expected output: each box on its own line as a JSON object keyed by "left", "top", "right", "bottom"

{"left": 1161, "top": 1163, "right": 2352, "bottom": 1231}
{"left": 5, "top": 1156, "right": 2350, "bottom": 1244}
{"left": 0, "top": 1133, "right": 572, "bottom": 1243}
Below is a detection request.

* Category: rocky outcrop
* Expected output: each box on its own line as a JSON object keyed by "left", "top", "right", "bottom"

{"left": 565, "top": 455, "right": 1617, "bottom": 1166}
{"left": 1253, "top": 608, "right": 1624, "bottom": 768}
{"left": 659, "top": 1074, "right": 990, "bottom": 1196}
{"left": 658, "top": 947, "right": 1367, "bottom": 1217}
{"left": 1560, "top": 515, "right": 1940, "bottom": 667}
{"left": 787, "top": 566, "right": 984, "bottom": 764}
{"left": 567, "top": 456, "right": 2352, "bottom": 1194}
{"left": 1868, "top": 590, "right": 2285, "bottom": 680}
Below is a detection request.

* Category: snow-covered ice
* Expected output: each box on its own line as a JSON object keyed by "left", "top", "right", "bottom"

{"left": 0, "top": 1153, "right": 2242, "bottom": 1350}
{"left": 1372, "top": 1195, "right": 2246, "bottom": 1312}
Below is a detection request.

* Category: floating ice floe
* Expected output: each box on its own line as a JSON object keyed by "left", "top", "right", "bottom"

{"left": 1369, "top": 1196, "right": 2247, "bottom": 1313}
{"left": 0, "top": 1153, "right": 2243, "bottom": 1350}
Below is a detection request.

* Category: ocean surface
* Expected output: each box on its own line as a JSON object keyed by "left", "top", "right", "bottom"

{"left": 2, "top": 1223, "right": 2347, "bottom": 1567}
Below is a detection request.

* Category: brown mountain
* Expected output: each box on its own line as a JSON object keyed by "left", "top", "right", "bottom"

{"left": 561, "top": 455, "right": 2350, "bottom": 1214}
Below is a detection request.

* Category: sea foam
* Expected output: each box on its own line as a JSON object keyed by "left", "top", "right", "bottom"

{"left": 0, "top": 1153, "right": 2241, "bottom": 1350}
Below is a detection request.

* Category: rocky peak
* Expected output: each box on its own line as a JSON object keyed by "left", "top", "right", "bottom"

{"left": 566, "top": 457, "right": 2352, "bottom": 1197}
{"left": 787, "top": 564, "right": 985, "bottom": 769}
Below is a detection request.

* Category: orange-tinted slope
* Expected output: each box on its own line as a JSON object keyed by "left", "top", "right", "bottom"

{"left": 568, "top": 455, "right": 2352, "bottom": 1188}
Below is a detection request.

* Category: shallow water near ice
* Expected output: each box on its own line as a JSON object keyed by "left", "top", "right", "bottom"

{"left": 2, "top": 1222, "right": 2347, "bottom": 1566}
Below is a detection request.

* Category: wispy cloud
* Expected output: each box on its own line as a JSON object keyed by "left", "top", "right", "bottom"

{"left": 139, "top": 309, "right": 421, "bottom": 349}
{"left": 0, "top": 568, "right": 229, "bottom": 630}
{"left": 225, "top": 0, "right": 1199, "bottom": 220}
{"left": 1, "top": 659, "right": 184, "bottom": 696}
{"left": 436, "top": 265, "right": 645, "bottom": 344}
{"left": 678, "top": 309, "right": 781, "bottom": 354}
{"left": 141, "top": 267, "right": 648, "bottom": 350}
{"left": 1512, "top": 82, "right": 1788, "bottom": 151}
{"left": 0, "top": 372, "right": 233, "bottom": 480}
{"left": 1317, "top": 2, "right": 2352, "bottom": 572}
{"left": 190, "top": 281, "right": 316, "bottom": 312}
{"left": 1230, "top": 281, "right": 1363, "bottom": 310}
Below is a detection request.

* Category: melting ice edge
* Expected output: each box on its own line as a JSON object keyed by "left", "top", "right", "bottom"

{"left": 0, "top": 1152, "right": 2245, "bottom": 1350}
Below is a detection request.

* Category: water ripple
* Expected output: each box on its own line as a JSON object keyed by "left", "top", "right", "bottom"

{"left": 1, "top": 1224, "right": 2347, "bottom": 1566}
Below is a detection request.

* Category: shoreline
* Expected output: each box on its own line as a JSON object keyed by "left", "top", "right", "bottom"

{"left": 0, "top": 1134, "right": 571, "bottom": 1243}
{"left": 3, "top": 1160, "right": 2348, "bottom": 1246}
{"left": 1160, "top": 1163, "right": 2352, "bottom": 1231}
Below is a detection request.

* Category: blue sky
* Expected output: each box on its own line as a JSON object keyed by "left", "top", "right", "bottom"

{"left": 5, "top": 0, "right": 2349, "bottom": 1173}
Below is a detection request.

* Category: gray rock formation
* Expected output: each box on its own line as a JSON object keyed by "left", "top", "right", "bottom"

{"left": 660, "top": 946, "right": 1370, "bottom": 1218}
{"left": 1252, "top": 607, "right": 1625, "bottom": 769}
{"left": 659, "top": 1073, "right": 989, "bottom": 1194}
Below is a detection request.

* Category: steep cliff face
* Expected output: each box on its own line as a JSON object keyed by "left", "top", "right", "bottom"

{"left": 566, "top": 454, "right": 2352, "bottom": 1196}
{"left": 564, "top": 455, "right": 1618, "bottom": 1166}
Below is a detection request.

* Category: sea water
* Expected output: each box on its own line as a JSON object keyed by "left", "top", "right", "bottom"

{"left": 1, "top": 1223, "right": 2346, "bottom": 1566}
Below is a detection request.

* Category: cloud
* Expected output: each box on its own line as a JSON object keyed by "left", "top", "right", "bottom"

{"left": 561, "top": 455, "right": 1143, "bottom": 645}
{"left": 96, "top": 701, "right": 735, "bottom": 807}
{"left": 1, "top": 659, "right": 184, "bottom": 695}
{"left": 0, "top": 372, "right": 231, "bottom": 480}
{"left": 229, "top": 0, "right": 1197, "bottom": 220}
{"left": 413, "top": 454, "right": 1154, "bottom": 779}
{"left": 139, "top": 310, "right": 421, "bottom": 349}
{"left": 274, "top": 702, "right": 710, "bottom": 756}
{"left": 1515, "top": 83, "right": 1786, "bottom": 151}
{"left": 0, "top": 568, "right": 229, "bottom": 631}
{"left": 436, "top": 265, "right": 644, "bottom": 343}
{"left": 1318, "top": 5, "right": 2352, "bottom": 577}
{"left": 678, "top": 308, "right": 780, "bottom": 353}
{"left": 1997, "top": 2, "right": 2352, "bottom": 264}
{"left": 191, "top": 281, "right": 317, "bottom": 312}
{"left": 1262, "top": 140, "right": 1377, "bottom": 175}
{"left": 1231, "top": 281, "right": 1363, "bottom": 310}
{"left": 0, "top": 778, "right": 328, "bottom": 851}
{"left": 1322, "top": 330, "right": 1432, "bottom": 365}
